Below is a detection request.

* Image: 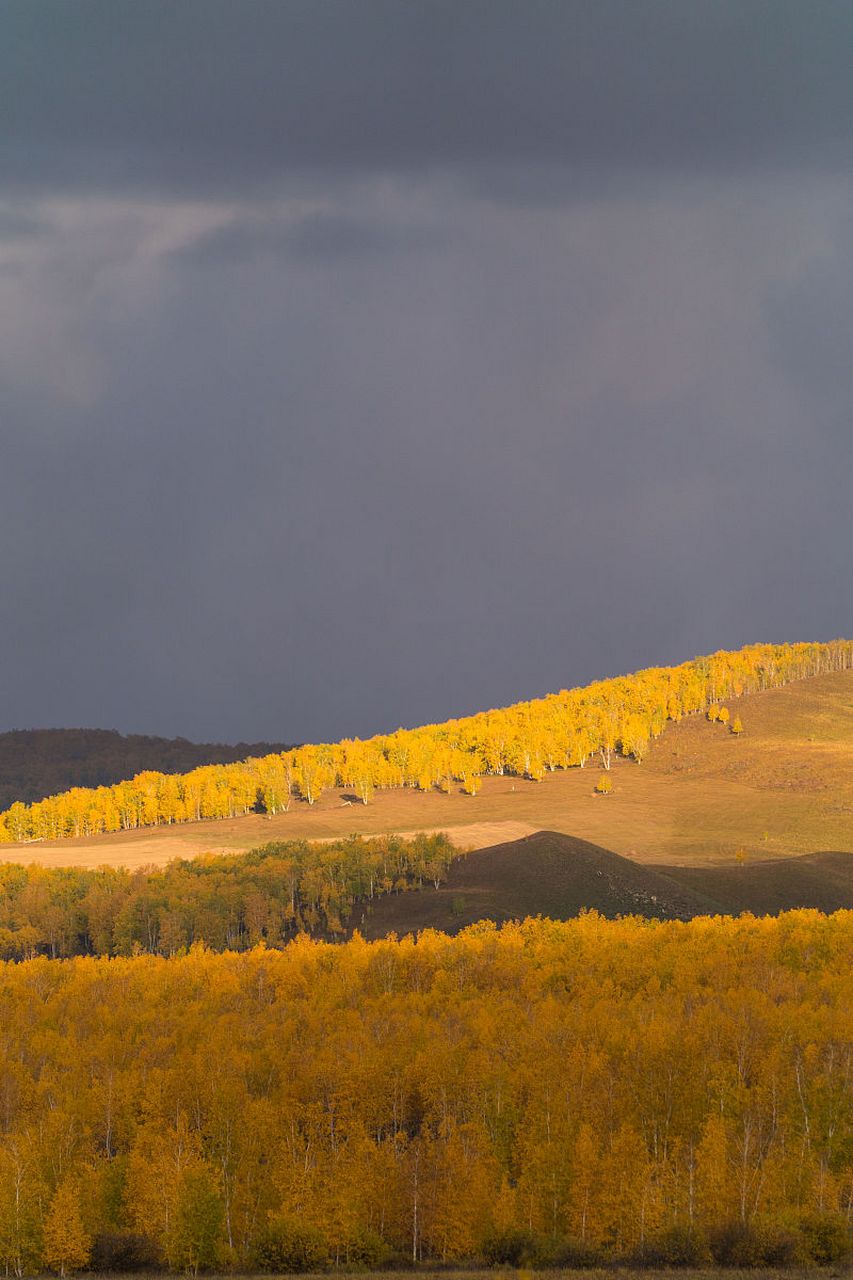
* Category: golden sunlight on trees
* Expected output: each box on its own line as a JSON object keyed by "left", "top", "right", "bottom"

{"left": 0, "top": 640, "right": 850, "bottom": 844}
{"left": 0, "top": 913, "right": 847, "bottom": 1270}
{"left": 42, "top": 1180, "right": 91, "bottom": 1277}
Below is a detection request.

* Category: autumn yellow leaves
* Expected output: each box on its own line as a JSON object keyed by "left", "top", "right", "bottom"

{"left": 0, "top": 640, "right": 849, "bottom": 844}
{"left": 0, "top": 911, "right": 849, "bottom": 1271}
{"left": 0, "top": 833, "right": 457, "bottom": 959}
{"left": 707, "top": 703, "right": 744, "bottom": 734}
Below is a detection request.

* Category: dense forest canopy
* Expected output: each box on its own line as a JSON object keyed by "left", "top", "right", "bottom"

{"left": 0, "top": 729, "right": 293, "bottom": 812}
{"left": 0, "top": 913, "right": 849, "bottom": 1273}
{"left": 2, "top": 641, "right": 850, "bottom": 845}
{"left": 0, "top": 834, "right": 456, "bottom": 960}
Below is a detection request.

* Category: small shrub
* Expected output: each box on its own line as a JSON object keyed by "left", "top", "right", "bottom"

{"left": 344, "top": 1228, "right": 393, "bottom": 1270}
{"left": 253, "top": 1216, "right": 329, "bottom": 1273}
{"left": 710, "top": 1221, "right": 762, "bottom": 1266}
{"left": 90, "top": 1232, "right": 163, "bottom": 1273}
{"left": 546, "top": 1236, "right": 605, "bottom": 1268}
{"left": 758, "top": 1224, "right": 800, "bottom": 1266}
{"left": 635, "top": 1223, "right": 711, "bottom": 1267}
{"left": 450, "top": 896, "right": 466, "bottom": 918}
{"left": 380, "top": 1249, "right": 416, "bottom": 1271}
{"left": 481, "top": 1227, "right": 538, "bottom": 1266}
{"left": 731, "top": 715, "right": 744, "bottom": 735}
{"left": 710, "top": 1219, "right": 798, "bottom": 1267}
{"left": 797, "top": 1213, "right": 851, "bottom": 1265}
{"left": 594, "top": 773, "right": 613, "bottom": 795}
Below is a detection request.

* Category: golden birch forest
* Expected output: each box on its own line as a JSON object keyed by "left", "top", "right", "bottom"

{"left": 0, "top": 914, "right": 850, "bottom": 1273}
{"left": 1, "top": 641, "right": 851, "bottom": 844}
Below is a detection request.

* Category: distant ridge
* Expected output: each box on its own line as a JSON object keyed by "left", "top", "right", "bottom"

{"left": 0, "top": 727, "right": 294, "bottom": 810}
{"left": 355, "top": 831, "right": 853, "bottom": 937}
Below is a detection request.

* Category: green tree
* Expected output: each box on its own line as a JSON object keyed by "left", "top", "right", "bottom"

{"left": 168, "top": 1167, "right": 224, "bottom": 1275}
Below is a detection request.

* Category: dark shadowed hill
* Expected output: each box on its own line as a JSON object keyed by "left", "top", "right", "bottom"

{"left": 354, "top": 831, "right": 716, "bottom": 937}
{"left": 664, "top": 850, "right": 853, "bottom": 917}
{"left": 0, "top": 728, "right": 295, "bottom": 810}
{"left": 354, "top": 831, "right": 853, "bottom": 937}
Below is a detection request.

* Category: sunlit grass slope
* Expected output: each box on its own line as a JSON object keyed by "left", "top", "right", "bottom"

{"left": 3, "top": 644, "right": 851, "bottom": 869}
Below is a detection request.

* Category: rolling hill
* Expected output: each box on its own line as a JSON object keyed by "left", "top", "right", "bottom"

{"left": 3, "top": 824, "right": 849, "bottom": 961}
{"left": 354, "top": 830, "right": 853, "bottom": 937}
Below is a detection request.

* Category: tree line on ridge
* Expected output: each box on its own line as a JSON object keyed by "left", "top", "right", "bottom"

{"left": 1, "top": 640, "right": 850, "bottom": 844}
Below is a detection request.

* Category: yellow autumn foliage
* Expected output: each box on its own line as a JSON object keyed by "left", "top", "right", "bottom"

{"left": 0, "top": 640, "right": 850, "bottom": 843}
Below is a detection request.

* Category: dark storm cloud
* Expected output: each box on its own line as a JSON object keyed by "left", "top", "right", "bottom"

{"left": 175, "top": 210, "right": 440, "bottom": 266}
{"left": 0, "top": 2, "right": 851, "bottom": 743}
{"left": 0, "top": 207, "right": 46, "bottom": 239}
{"left": 4, "top": 0, "right": 853, "bottom": 195}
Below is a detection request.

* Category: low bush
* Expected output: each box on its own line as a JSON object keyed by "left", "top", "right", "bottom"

{"left": 633, "top": 1223, "right": 711, "bottom": 1267}
{"left": 252, "top": 1216, "right": 330, "bottom": 1273}
{"left": 344, "top": 1228, "right": 394, "bottom": 1270}
{"left": 709, "top": 1219, "right": 799, "bottom": 1267}
{"left": 90, "top": 1232, "right": 163, "bottom": 1272}
{"left": 545, "top": 1236, "right": 606, "bottom": 1268}
{"left": 797, "top": 1212, "right": 851, "bottom": 1265}
{"left": 481, "top": 1227, "right": 539, "bottom": 1266}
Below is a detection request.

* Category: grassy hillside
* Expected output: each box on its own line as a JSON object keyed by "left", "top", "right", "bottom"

{"left": 357, "top": 832, "right": 713, "bottom": 935}
{"left": 666, "top": 850, "right": 853, "bottom": 916}
{"left": 0, "top": 727, "right": 294, "bottom": 810}
{"left": 2, "top": 641, "right": 850, "bottom": 848}
{"left": 356, "top": 831, "right": 853, "bottom": 937}
{"left": 7, "top": 666, "right": 852, "bottom": 871}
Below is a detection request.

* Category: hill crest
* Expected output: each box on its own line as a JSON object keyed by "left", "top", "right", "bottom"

{"left": 356, "top": 830, "right": 853, "bottom": 937}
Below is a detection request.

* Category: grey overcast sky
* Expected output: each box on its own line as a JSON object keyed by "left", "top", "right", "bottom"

{"left": 2, "top": 1, "right": 852, "bottom": 743}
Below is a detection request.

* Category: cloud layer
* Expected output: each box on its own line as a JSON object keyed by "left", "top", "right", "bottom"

{"left": 1, "top": 3, "right": 851, "bottom": 741}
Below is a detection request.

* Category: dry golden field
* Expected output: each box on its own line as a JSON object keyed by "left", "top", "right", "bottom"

{"left": 6, "top": 670, "right": 852, "bottom": 871}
